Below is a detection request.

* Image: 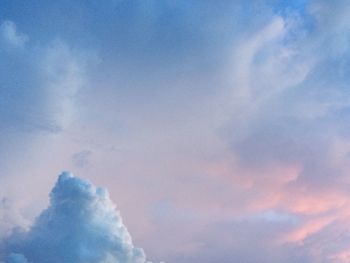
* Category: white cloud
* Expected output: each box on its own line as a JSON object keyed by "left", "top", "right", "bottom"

{"left": 0, "top": 21, "right": 28, "bottom": 48}
{"left": 1, "top": 172, "right": 147, "bottom": 263}
{"left": 39, "top": 40, "right": 91, "bottom": 129}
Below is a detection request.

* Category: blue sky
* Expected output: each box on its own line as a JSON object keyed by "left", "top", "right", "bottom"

{"left": 1, "top": 1, "right": 350, "bottom": 262}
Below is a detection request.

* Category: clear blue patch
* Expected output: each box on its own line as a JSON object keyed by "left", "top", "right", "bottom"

{"left": 273, "top": 0, "right": 310, "bottom": 14}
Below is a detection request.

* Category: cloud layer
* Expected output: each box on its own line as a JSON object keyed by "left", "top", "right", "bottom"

{"left": 2, "top": 1, "right": 350, "bottom": 262}
{"left": 1, "top": 172, "right": 146, "bottom": 263}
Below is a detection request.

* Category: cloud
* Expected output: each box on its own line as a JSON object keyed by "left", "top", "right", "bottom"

{"left": 0, "top": 21, "right": 28, "bottom": 48}
{"left": 0, "top": 19, "right": 95, "bottom": 194}
{"left": 6, "top": 253, "right": 28, "bottom": 263}
{"left": 3, "top": 1, "right": 350, "bottom": 263}
{"left": 1, "top": 172, "right": 147, "bottom": 263}
{"left": 0, "top": 19, "right": 94, "bottom": 136}
{"left": 72, "top": 150, "right": 93, "bottom": 168}
{"left": 0, "top": 199, "right": 29, "bottom": 241}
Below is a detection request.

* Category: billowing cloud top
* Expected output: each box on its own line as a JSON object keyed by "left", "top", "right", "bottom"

{"left": 1, "top": 172, "right": 147, "bottom": 263}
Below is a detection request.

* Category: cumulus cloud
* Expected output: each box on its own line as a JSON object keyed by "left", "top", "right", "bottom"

{"left": 0, "top": 199, "right": 29, "bottom": 241}
{"left": 1, "top": 172, "right": 147, "bottom": 263}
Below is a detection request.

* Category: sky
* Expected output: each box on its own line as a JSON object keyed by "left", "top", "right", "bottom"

{"left": 1, "top": 0, "right": 350, "bottom": 262}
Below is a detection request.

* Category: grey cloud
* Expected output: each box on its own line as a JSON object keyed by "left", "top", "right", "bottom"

{"left": 72, "top": 150, "right": 92, "bottom": 168}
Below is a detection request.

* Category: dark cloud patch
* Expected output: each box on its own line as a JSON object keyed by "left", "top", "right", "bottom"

{"left": 72, "top": 150, "right": 92, "bottom": 168}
